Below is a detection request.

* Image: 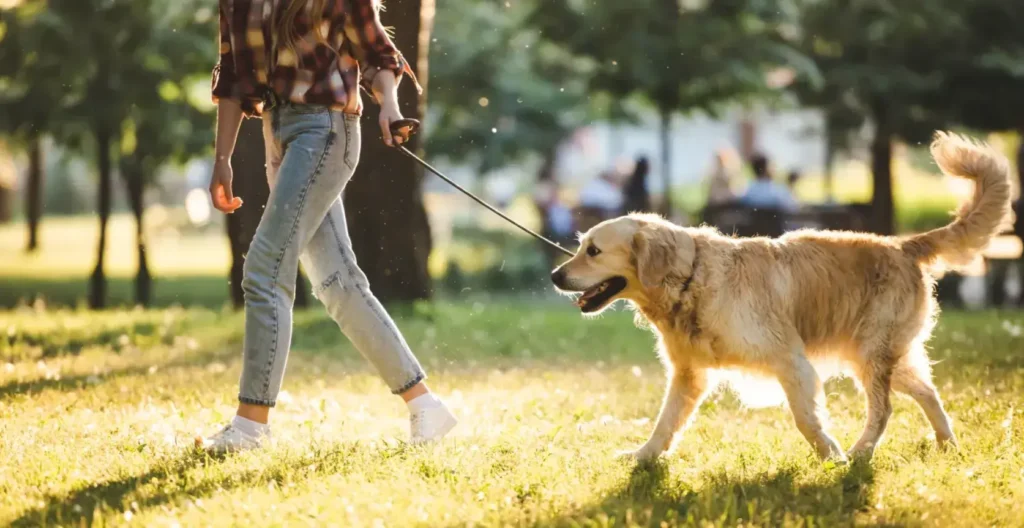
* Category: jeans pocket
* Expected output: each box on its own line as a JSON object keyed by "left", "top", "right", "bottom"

{"left": 342, "top": 114, "right": 361, "bottom": 170}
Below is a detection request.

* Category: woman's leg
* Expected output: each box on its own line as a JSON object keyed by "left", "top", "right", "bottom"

{"left": 199, "top": 108, "right": 346, "bottom": 453}
{"left": 231, "top": 115, "right": 286, "bottom": 427}
{"left": 297, "top": 115, "right": 455, "bottom": 442}
{"left": 300, "top": 198, "right": 427, "bottom": 393}
{"left": 203, "top": 108, "right": 453, "bottom": 452}
{"left": 235, "top": 109, "right": 369, "bottom": 415}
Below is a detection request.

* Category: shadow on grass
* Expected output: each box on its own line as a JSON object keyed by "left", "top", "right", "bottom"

{"left": 9, "top": 441, "right": 401, "bottom": 527}
{"left": 0, "top": 365, "right": 157, "bottom": 401}
{"left": 544, "top": 459, "right": 879, "bottom": 527}
{"left": 0, "top": 345, "right": 238, "bottom": 401}
{"left": 5, "top": 321, "right": 166, "bottom": 360}
{"left": 10, "top": 452, "right": 209, "bottom": 527}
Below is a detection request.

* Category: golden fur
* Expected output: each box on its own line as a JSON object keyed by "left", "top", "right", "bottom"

{"left": 552, "top": 132, "right": 1012, "bottom": 462}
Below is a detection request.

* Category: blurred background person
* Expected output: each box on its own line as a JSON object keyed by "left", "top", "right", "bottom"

{"left": 706, "top": 148, "right": 740, "bottom": 207}
{"left": 622, "top": 155, "right": 652, "bottom": 213}
{"left": 787, "top": 169, "right": 801, "bottom": 194}
{"left": 578, "top": 169, "right": 625, "bottom": 217}
{"left": 740, "top": 153, "right": 799, "bottom": 212}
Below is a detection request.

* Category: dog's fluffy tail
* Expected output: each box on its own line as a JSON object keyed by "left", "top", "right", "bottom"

{"left": 902, "top": 132, "right": 1012, "bottom": 267}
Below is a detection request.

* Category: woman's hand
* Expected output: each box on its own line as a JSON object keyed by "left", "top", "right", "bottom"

{"left": 371, "top": 70, "right": 412, "bottom": 147}
{"left": 210, "top": 159, "right": 243, "bottom": 214}
{"left": 378, "top": 99, "right": 413, "bottom": 147}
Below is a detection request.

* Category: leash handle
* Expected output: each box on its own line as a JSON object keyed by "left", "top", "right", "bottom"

{"left": 385, "top": 119, "right": 574, "bottom": 257}
{"left": 389, "top": 118, "right": 420, "bottom": 145}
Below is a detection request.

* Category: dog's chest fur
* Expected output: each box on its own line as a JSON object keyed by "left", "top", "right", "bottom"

{"left": 637, "top": 294, "right": 727, "bottom": 369}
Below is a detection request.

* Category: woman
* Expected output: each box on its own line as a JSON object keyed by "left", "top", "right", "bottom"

{"left": 196, "top": 0, "right": 456, "bottom": 453}
{"left": 706, "top": 148, "right": 738, "bottom": 206}
{"left": 622, "top": 156, "right": 651, "bottom": 214}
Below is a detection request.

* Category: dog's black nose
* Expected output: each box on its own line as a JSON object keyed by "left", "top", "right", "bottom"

{"left": 551, "top": 269, "right": 566, "bottom": 287}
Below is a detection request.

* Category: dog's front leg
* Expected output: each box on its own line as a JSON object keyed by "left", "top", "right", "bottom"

{"left": 775, "top": 352, "right": 846, "bottom": 462}
{"left": 624, "top": 367, "right": 708, "bottom": 461}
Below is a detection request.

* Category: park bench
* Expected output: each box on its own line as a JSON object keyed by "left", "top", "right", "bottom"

{"left": 701, "top": 203, "right": 869, "bottom": 238}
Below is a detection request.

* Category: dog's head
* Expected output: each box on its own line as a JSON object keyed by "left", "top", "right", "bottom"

{"left": 551, "top": 214, "right": 696, "bottom": 314}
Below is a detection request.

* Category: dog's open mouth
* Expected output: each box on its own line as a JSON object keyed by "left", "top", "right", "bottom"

{"left": 574, "top": 276, "right": 627, "bottom": 313}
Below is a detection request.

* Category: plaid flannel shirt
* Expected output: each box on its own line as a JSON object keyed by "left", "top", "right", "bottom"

{"left": 213, "top": 0, "right": 419, "bottom": 117}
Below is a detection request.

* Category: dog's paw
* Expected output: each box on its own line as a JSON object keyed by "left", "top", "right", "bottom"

{"left": 845, "top": 440, "right": 876, "bottom": 463}
{"left": 936, "top": 436, "right": 960, "bottom": 452}
{"left": 845, "top": 448, "right": 872, "bottom": 464}
{"left": 616, "top": 447, "right": 663, "bottom": 463}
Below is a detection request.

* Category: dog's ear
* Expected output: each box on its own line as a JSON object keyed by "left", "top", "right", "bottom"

{"left": 632, "top": 225, "right": 695, "bottom": 289}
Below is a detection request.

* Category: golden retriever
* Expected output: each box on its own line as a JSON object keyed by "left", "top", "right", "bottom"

{"left": 551, "top": 132, "right": 1012, "bottom": 462}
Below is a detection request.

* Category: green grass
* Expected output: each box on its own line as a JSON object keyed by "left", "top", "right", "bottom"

{"left": 2, "top": 303, "right": 1023, "bottom": 527}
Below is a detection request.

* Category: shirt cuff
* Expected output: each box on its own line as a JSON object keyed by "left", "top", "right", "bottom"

{"left": 211, "top": 64, "right": 262, "bottom": 117}
{"left": 359, "top": 52, "right": 421, "bottom": 95}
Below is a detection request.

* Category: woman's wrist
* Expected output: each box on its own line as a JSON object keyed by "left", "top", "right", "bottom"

{"left": 379, "top": 93, "right": 400, "bottom": 111}
{"left": 371, "top": 70, "right": 399, "bottom": 106}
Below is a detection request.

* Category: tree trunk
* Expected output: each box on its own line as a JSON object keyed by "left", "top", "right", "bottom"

{"left": 89, "top": 128, "right": 113, "bottom": 309}
{"left": 25, "top": 137, "right": 44, "bottom": 251}
{"left": 1016, "top": 127, "right": 1023, "bottom": 197}
{"left": 1017, "top": 128, "right": 1023, "bottom": 307}
{"left": 0, "top": 184, "right": 9, "bottom": 224}
{"left": 226, "top": 118, "right": 308, "bottom": 309}
{"left": 343, "top": 0, "right": 435, "bottom": 303}
{"left": 869, "top": 105, "right": 895, "bottom": 235}
{"left": 658, "top": 107, "right": 673, "bottom": 217}
{"left": 738, "top": 114, "right": 757, "bottom": 161}
{"left": 120, "top": 158, "right": 151, "bottom": 306}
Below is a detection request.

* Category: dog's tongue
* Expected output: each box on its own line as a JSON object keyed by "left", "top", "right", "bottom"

{"left": 574, "top": 283, "right": 605, "bottom": 307}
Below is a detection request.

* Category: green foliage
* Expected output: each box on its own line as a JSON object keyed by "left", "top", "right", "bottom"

{"left": 531, "top": 0, "right": 818, "bottom": 117}
{"left": 922, "top": 0, "right": 1024, "bottom": 133}
{"left": 792, "top": 0, "right": 1024, "bottom": 146}
{"left": 0, "top": 0, "right": 216, "bottom": 164}
{"left": 427, "top": 0, "right": 597, "bottom": 172}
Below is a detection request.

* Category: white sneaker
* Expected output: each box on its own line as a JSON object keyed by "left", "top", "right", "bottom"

{"left": 409, "top": 403, "right": 457, "bottom": 445}
{"left": 194, "top": 423, "right": 267, "bottom": 455}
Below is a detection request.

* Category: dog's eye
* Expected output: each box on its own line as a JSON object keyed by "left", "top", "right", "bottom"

{"left": 586, "top": 245, "right": 601, "bottom": 257}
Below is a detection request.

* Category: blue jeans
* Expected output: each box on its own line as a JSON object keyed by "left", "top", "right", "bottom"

{"left": 238, "top": 104, "right": 426, "bottom": 407}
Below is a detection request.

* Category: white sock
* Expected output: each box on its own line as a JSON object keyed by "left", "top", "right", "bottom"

{"left": 232, "top": 415, "right": 270, "bottom": 438}
{"left": 407, "top": 393, "right": 442, "bottom": 414}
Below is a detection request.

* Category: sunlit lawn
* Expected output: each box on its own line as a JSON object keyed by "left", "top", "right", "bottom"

{"left": 2, "top": 302, "right": 1023, "bottom": 527}
{"left": 0, "top": 214, "right": 232, "bottom": 308}
{"left": 1, "top": 188, "right": 1022, "bottom": 526}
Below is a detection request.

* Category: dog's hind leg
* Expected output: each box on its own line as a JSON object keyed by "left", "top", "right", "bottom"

{"left": 775, "top": 347, "right": 846, "bottom": 462}
{"left": 625, "top": 367, "right": 709, "bottom": 461}
{"left": 849, "top": 355, "right": 895, "bottom": 459}
{"left": 892, "top": 348, "right": 957, "bottom": 448}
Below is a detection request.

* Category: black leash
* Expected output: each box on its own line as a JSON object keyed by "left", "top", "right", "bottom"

{"left": 388, "top": 119, "right": 575, "bottom": 257}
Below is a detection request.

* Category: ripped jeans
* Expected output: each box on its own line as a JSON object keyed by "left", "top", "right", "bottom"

{"left": 238, "top": 103, "right": 425, "bottom": 407}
